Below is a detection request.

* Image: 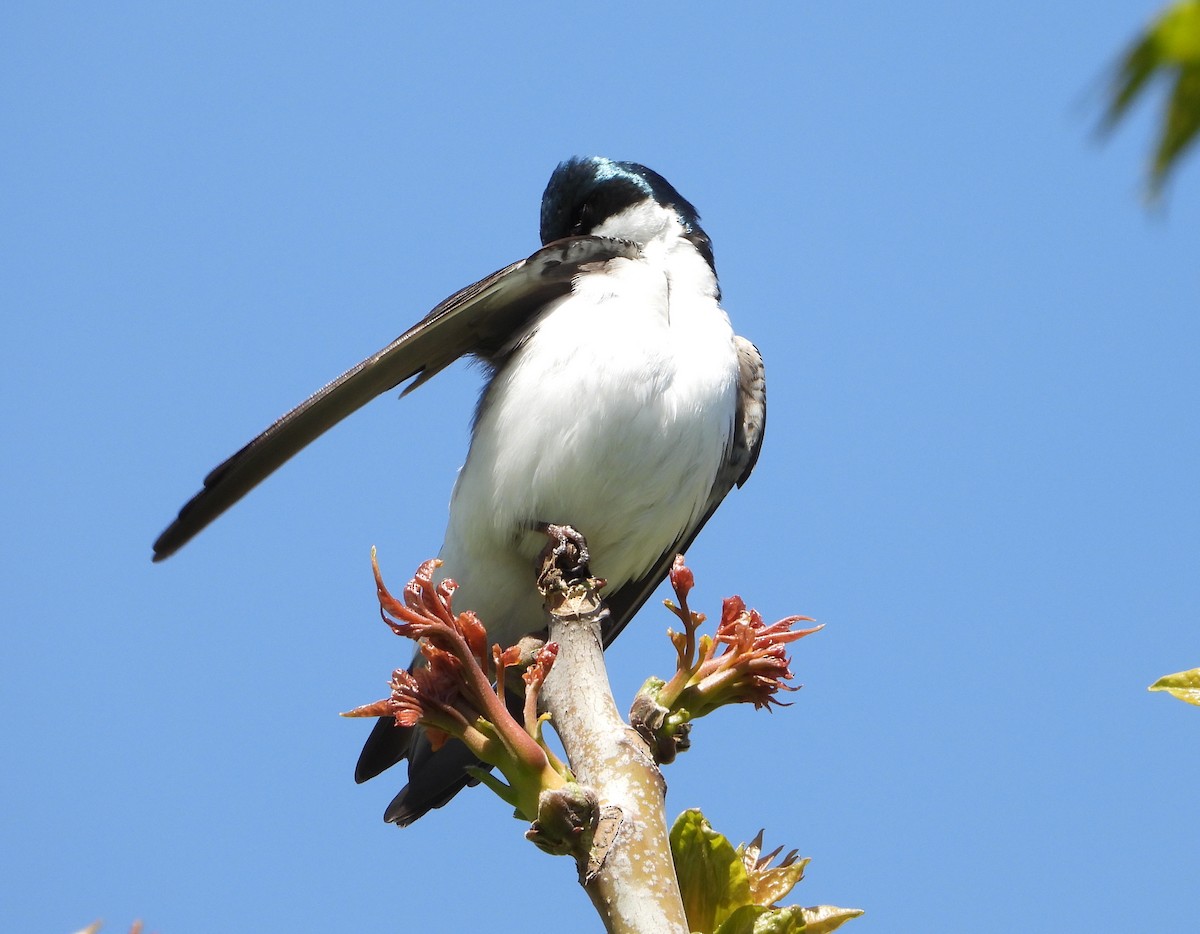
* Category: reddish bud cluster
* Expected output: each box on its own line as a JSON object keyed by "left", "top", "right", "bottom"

{"left": 345, "top": 550, "right": 568, "bottom": 819}
{"left": 710, "top": 596, "right": 820, "bottom": 710}
{"left": 654, "top": 556, "right": 820, "bottom": 721}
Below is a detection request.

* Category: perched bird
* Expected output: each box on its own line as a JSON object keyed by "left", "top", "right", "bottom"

{"left": 153, "top": 156, "right": 766, "bottom": 824}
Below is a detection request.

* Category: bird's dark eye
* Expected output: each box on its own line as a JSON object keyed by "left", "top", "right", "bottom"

{"left": 572, "top": 200, "right": 594, "bottom": 235}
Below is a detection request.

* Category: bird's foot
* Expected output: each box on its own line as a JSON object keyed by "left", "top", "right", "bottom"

{"left": 535, "top": 522, "right": 593, "bottom": 591}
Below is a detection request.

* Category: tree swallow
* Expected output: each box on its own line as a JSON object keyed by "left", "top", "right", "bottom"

{"left": 153, "top": 156, "right": 766, "bottom": 825}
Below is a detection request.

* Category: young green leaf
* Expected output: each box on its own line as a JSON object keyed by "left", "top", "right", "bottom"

{"left": 1148, "top": 667, "right": 1200, "bottom": 706}
{"left": 800, "top": 904, "right": 867, "bottom": 933}
{"left": 738, "top": 830, "right": 810, "bottom": 907}
{"left": 671, "top": 809, "right": 752, "bottom": 934}
{"left": 714, "top": 904, "right": 806, "bottom": 934}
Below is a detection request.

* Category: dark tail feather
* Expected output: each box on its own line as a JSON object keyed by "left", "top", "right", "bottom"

{"left": 356, "top": 717, "right": 483, "bottom": 826}
{"left": 383, "top": 734, "right": 482, "bottom": 826}
{"left": 354, "top": 716, "right": 415, "bottom": 784}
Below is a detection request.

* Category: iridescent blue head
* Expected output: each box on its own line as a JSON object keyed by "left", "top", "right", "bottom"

{"left": 539, "top": 156, "right": 715, "bottom": 271}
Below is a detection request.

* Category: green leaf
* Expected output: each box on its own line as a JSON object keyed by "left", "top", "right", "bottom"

{"left": 713, "top": 905, "right": 771, "bottom": 934}
{"left": 750, "top": 859, "right": 810, "bottom": 906}
{"left": 737, "top": 833, "right": 810, "bottom": 907}
{"left": 1155, "top": 64, "right": 1200, "bottom": 184}
{"left": 1103, "top": 0, "right": 1200, "bottom": 193}
{"left": 1148, "top": 667, "right": 1200, "bottom": 706}
{"left": 671, "top": 809, "right": 752, "bottom": 934}
{"left": 800, "top": 905, "right": 867, "bottom": 933}
{"left": 754, "top": 906, "right": 808, "bottom": 933}
{"left": 1158, "top": 1, "right": 1200, "bottom": 63}
{"left": 714, "top": 905, "right": 809, "bottom": 934}
{"left": 1106, "top": 31, "right": 1163, "bottom": 127}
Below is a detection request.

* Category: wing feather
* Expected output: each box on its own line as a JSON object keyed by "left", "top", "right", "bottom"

{"left": 152, "top": 236, "right": 640, "bottom": 561}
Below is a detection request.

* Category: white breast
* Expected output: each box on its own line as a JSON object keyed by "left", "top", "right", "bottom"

{"left": 437, "top": 217, "right": 739, "bottom": 645}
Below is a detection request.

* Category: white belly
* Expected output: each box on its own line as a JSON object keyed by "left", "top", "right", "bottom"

{"left": 437, "top": 251, "right": 738, "bottom": 646}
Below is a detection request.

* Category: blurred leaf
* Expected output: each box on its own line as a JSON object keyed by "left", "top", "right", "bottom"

{"left": 671, "top": 809, "right": 751, "bottom": 934}
{"left": 1157, "top": 65, "right": 1200, "bottom": 180}
{"left": 1103, "top": 0, "right": 1200, "bottom": 193}
{"left": 1148, "top": 667, "right": 1200, "bottom": 705}
{"left": 1107, "top": 31, "right": 1163, "bottom": 125}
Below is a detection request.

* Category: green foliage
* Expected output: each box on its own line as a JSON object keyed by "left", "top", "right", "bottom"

{"left": 1104, "top": 1, "right": 1200, "bottom": 194}
{"left": 670, "top": 809, "right": 863, "bottom": 934}
{"left": 1148, "top": 667, "right": 1200, "bottom": 705}
{"left": 672, "top": 808, "right": 752, "bottom": 933}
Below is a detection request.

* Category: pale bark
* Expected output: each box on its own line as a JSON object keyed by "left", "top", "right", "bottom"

{"left": 536, "top": 535, "right": 689, "bottom": 934}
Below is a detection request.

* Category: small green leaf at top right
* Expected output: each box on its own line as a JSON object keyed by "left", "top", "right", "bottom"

{"left": 1148, "top": 667, "right": 1200, "bottom": 706}
{"left": 1103, "top": 0, "right": 1200, "bottom": 196}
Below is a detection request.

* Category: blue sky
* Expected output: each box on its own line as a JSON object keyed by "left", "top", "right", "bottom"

{"left": 4, "top": 3, "right": 1197, "bottom": 932}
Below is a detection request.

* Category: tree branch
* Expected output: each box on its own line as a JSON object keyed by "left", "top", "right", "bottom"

{"left": 535, "top": 525, "right": 689, "bottom": 934}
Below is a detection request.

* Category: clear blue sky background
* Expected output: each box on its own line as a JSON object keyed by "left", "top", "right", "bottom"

{"left": 4, "top": 3, "right": 1197, "bottom": 932}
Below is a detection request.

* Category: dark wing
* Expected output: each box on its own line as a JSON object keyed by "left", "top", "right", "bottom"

{"left": 152, "top": 236, "right": 641, "bottom": 561}
{"left": 364, "top": 337, "right": 766, "bottom": 826}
